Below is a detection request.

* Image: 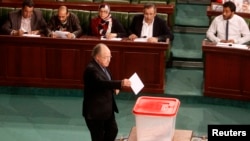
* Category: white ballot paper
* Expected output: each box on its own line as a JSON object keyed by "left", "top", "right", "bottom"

{"left": 129, "top": 72, "right": 144, "bottom": 95}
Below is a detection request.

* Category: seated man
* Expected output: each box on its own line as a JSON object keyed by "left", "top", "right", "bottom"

{"left": 206, "top": 1, "right": 250, "bottom": 44}
{"left": 90, "top": 3, "right": 127, "bottom": 39}
{"left": 1, "top": 0, "right": 47, "bottom": 36}
{"left": 47, "top": 6, "right": 82, "bottom": 39}
{"left": 128, "top": 3, "right": 174, "bottom": 43}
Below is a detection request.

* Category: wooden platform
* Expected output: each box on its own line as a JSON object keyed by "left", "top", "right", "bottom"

{"left": 127, "top": 127, "right": 193, "bottom": 141}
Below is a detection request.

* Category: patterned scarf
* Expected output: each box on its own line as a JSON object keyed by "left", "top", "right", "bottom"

{"left": 97, "top": 14, "right": 112, "bottom": 36}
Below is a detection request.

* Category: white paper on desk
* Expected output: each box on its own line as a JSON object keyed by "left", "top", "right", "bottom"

{"left": 22, "top": 34, "right": 41, "bottom": 37}
{"left": 216, "top": 43, "right": 248, "bottom": 49}
{"left": 232, "top": 44, "right": 248, "bottom": 49}
{"left": 54, "top": 30, "right": 69, "bottom": 39}
{"left": 134, "top": 38, "right": 147, "bottom": 42}
{"left": 129, "top": 72, "right": 144, "bottom": 95}
{"left": 100, "top": 36, "right": 122, "bottom": 41}
{"left": 216, "top": 42, "right": 231, "bottom": 47}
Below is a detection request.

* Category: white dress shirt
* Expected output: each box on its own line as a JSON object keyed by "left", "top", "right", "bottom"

{"left": 140, "top": 19, "right": 154, "bottom": 38}
{"left": 206, "top": 14, "right": 250, "bottom": 44}
{"left": 20, "top": 17, "right": 31, "bottom": 32}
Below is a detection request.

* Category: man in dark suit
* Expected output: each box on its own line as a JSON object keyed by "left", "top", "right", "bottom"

{"left": 82, "top": 43, "right": 131, "bottom": 141}
{"left": 128, "top": 3, "right": 174, "bottom": 42}
{"left": 47, "top": 6, "right": 82, "bottom": 39}
{"left": 1, "top": 0, "right": 47, "bottom": 36}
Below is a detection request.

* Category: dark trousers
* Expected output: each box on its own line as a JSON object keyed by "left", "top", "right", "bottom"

{"left": 84, "top": 114, "right": 118, "bottom": 141}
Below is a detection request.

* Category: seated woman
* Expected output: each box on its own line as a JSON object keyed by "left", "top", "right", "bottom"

{"left": 90, "top": 3, "right": 127, "bottom": 39}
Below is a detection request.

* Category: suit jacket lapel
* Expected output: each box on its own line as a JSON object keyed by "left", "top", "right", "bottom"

{"left": 17, "top": 10, "right": 22, "bottom": 30}
{"left": 152, "top": 17, "right": 158, "bottom": 37}
{"left": 93, "top": 59, "right": 111, "bottom": 80}
{"left": 31, "top": 12, "right": 36, "bottom": 30}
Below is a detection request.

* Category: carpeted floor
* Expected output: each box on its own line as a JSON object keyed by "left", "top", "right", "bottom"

{"left": 0, "top": 68, "right": 250, "bottom": 141}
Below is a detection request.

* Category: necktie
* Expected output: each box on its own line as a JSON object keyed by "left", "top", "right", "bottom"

{"left": 103, "top": 68, "right": 111, "bottom": 80}
{"left": 225, "top": 20, "right": 229, "bottom": 40}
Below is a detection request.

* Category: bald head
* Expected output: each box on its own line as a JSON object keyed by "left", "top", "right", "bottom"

{"left": 93, "top": 43, "right": 111, "bottom": 67}
{"left": 57, "top": 6, "right": 69, "bottom": 23}
{"left": 58, "top": 6, "right": 68, "bottom": 14}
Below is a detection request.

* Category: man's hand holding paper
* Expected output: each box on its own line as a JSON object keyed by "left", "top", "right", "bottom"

{"left": 129, "top": 72, "right": 144, "bottom": 95}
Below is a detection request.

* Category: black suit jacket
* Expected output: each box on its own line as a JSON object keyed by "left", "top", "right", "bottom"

{"left": 1, "top": 9, "right": 48, "bottom": 35}
{"left": 82, "top": 59, "right": 122, "bottom": 120}
{"left": 129, "top": 14, "right": 174, "bottom": 42}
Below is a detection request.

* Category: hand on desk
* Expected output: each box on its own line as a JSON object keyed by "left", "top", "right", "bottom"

{"left": 105, "top": 33, "right": 117, "bottom": 39}
{"left": 12, "top": 30, "right": 40, "bottom": 36}
{"left": 128, "top": 34, "right": 138, "bottom": 41}
{"left": 66, "top": 33, "right": 75, "bottom": 39}
{"left": 147, "top": 37, "right": 158, "bottom": 43}
{"left": 220, "top": 39, "right": 235, "bottom": 44}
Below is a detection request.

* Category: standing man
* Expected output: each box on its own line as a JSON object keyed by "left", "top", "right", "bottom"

{"left": 206, "top": 1, "right": 250, "bottom": 44}
{"left": 1, "top": 0, "right": 48, "bottom": 36}
{"left": 82, "top": 43, "right": 131, "bottom": 141}
{"left": 128, "top": 3, "right": 174, "bottom": 42}
{"left": 47, "top": 6, "right": 82, "bottom": 39}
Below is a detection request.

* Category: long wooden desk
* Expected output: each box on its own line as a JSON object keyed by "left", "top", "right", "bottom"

{"left": 202, "top": 40, "right": 250, "bottom": 101}
{"left": 0, "top": 35, "right": 169, "bottom": 94}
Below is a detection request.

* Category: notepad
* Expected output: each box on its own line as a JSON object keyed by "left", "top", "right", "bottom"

{"left": 54, "top": 31, "right": 69, "bottom": 39}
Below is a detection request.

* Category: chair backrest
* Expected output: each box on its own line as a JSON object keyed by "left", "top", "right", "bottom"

{"left": 69, "top": 9, "right": 91, "bottom": 35}
{"left": 139, "top": 0, "right": 168, "bottom": 4}
{"left": 0, "top": 7, "right": 15, "bottom": 30}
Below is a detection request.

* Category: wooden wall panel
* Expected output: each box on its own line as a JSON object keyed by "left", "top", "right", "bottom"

{"left": 6, "top": 46, "right": 42, "bottom": 79}
{"left": 0, "top": 35, "right": 168, "bottom": 93}
{"left": 203, "top": 41, "right": 250, "bottom": 101}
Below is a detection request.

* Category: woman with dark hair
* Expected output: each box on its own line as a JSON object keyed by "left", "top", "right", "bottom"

{"left": 90, "top": 3, "right": 127, "bottom": 39}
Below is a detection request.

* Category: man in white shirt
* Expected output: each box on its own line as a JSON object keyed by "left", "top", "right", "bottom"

{"left": 128, "top": 3, "right": 173, "bottom": 43}
{"left": 206, "top": 1, "right": 250, "bottom": 44}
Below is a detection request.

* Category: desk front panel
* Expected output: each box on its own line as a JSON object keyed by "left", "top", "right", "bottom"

{"left": 0, "top": 36, "right": 168, "bottom": 94}
{"left": 203, "top": 41, "right": 250, "bottom": 100}
{"left": 242, "top": 58, "right": 250, "bottom": 97}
